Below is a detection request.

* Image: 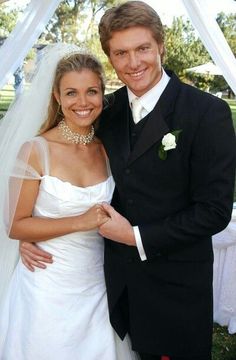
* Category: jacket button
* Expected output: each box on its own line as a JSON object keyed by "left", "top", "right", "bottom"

{"left": 125, "top": 168, "right": 131, "bottom": 174}
{"left": 127, "top": 199, "right": 133, "bottom": 205}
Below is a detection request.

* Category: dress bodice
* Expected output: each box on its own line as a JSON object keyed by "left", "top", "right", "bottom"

{"left": 30, "top": 137, "right": 115, "bottom": 274}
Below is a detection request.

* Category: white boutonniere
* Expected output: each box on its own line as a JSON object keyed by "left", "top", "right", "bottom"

{"left": 158, "top": 130, "right": 182, "bottom": 160}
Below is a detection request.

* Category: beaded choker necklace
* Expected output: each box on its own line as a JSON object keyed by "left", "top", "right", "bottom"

{"left": 58, "top": 120, "right": 95, "bottom": 145}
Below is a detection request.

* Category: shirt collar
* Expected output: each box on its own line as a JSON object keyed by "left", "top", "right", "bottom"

{"left": 128, "top": 69, "right": 170, "bottom": 113}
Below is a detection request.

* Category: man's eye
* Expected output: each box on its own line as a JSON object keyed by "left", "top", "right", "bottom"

{"left": 139, "top": 46, "right": 150, "bottom": 52}
{"left": 88, "top": 89, "right": 98, "bottom": 95}
{"left": 115, "top": 51, "right": 125, "bottom": 56}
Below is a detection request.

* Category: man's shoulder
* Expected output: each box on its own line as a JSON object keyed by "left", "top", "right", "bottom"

{"left": 171, "top": 73, "right": 230, "bottom": 110}
{"left": 105, "top": 85, "right": 127, "bottom": 104}
{"left": 104, "top": 85, "right": 128, "bottom": 114}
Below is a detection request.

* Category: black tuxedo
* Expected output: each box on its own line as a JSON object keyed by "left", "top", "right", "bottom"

{"left": 97, "top": 71, "right": 236, "bottom": 357}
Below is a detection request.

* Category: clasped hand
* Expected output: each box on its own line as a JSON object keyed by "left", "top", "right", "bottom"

{"left": 98, "top": 203, "right": 136, "bottom": 246}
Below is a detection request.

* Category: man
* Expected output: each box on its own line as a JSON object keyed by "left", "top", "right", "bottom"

{"left": 20, "top": 2, "right": 235, "bottom": 359}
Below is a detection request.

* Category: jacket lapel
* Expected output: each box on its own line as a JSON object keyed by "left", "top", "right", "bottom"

{"left": 101, "top": 87, "right": 131, "bottom": 164}
{"left": 127, "top": 103, "right": 169, "bottom": 165}
{"left": 127, "top": 71, "right": 181, "bottom": 165}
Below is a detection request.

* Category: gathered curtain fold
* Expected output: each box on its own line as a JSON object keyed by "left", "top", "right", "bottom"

{"left": 182, "top": 0, "right": 236, "bottom": 95}
{"left": 0, "top": 0, "right": 61, "bottom": 90}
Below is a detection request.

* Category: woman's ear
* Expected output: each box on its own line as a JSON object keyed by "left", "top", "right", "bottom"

{"left": 53, "top": 90, "right": 60, "bottom": 105}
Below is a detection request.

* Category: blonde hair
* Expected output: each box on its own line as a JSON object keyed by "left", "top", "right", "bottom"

{"left": 39, "top": 53, "right": 105, "bottom": 134}
{"left": 99, "top": 1, "right": 165, "bottom": 61}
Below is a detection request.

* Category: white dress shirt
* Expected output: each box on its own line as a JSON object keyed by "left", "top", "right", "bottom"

{"left": 127, "top": 69, "right": 170, "bottom": 260}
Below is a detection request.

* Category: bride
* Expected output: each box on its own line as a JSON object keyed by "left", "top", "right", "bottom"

{"left": 0, "top": 43, "right": 137, "bottom": 360}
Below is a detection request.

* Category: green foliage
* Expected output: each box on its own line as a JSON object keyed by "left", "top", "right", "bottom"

{"left": 42, "top": 0, "right": 121, "bottom": 45}
{"left": 217, "top": 12, "right": 236, "bottom": 56}
{"left": 0, "top": 4, "right": 18, "bottom": 36}
{"left": 210, "top": 12, "right": 236, "bottom": 94}
{"left": 164, "top": 17, "right": 210, "bottom": 80}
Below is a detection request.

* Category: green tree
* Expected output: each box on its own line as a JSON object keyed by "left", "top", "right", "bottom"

{"left": 211, "top": 12, "right": 236, "bottom": 96}
{"left": 164, "top": 17, "right": 209, "bottom": 83}
{"left": 217, "top": 12, "right": 236, "bottom": 56}
{"left": 0, "top": 4, "right": 18, "bottom": 37}
{"left": 41, "top": 0, "right": 123, "bottom": 80}
{"left": 43, "top": 0, "right": 121, "bottom": 44}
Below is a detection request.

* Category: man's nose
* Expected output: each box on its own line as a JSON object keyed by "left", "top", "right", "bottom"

{"left": 129, "top": 52, "right": 141, "bottom": 69}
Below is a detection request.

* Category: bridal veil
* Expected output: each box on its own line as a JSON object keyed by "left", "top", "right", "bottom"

{"left": 0, "top": 43, "right": 81, "bottom": 303}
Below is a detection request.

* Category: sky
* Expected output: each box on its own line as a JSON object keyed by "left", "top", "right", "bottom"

{"left": 144, "top": 0, "right": 236, "bottom": 25}
{"left": 5, "top": 0, "right": 236, "bottom": 26}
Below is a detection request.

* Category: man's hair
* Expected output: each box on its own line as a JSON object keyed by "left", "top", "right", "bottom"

{"left": 99, "top": 1, "right": 165, "bottom": 58}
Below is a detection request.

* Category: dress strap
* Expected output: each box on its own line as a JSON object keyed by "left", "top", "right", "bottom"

{"left": 31, "top": 136, "right": 50, "bottom": 176}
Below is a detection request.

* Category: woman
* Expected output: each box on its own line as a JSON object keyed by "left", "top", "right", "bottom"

{"left": 0, "top": 44, "right": 137, "bottom": 359}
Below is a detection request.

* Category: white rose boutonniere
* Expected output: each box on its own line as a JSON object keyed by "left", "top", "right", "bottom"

{"left": 158, "top": 130, "right": 182, "bottom": 160}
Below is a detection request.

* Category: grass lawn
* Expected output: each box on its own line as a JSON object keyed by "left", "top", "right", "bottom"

{"left": 213, "top": 324, "right": 236, "bottom": 360}
{"left": 227, "top": 99, "right": 236, "bottom": 126}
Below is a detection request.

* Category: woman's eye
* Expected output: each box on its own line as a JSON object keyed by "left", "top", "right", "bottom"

{"left": 67, "top": 91, "right": 76, "bottom": 96}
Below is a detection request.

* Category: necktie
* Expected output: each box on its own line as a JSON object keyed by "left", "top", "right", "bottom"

{"left": 131, "top": 98, "right": 143, "bottom": 124}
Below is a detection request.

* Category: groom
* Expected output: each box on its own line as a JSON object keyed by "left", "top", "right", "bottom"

{"left": 20, "top": 1, "right": 236, "bottom": 359}
{"left": 96, "top": 2, "right": 236, "bottom": 359}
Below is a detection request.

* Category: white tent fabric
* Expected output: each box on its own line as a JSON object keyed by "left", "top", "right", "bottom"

{"left": 182, "top": 0, "right": 236, "bottom": 95}
{"left": 186, "top": 62, "right": 223, "bottom": 76}
{"left": 213, "top": 208, "right": 236, "bottom": 334}
{"left": 0, "top": 0, "right": 61, "bottom": 90}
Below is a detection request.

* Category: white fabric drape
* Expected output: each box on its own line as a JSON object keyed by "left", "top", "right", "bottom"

{"left": 213, "top": 208, "right": 236, "bottom": 334}
{"left": 0, "top": 0, "right": 61, "bottom": 90}
{"left": 182, "top": 0, "right": 236, "bottom": 95}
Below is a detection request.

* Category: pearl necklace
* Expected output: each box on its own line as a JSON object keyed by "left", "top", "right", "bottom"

{"left": 58, "top": 120, "right": 95, "bottom": 145}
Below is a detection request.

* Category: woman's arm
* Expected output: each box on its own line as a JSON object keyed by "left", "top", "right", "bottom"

{"left": 10, "top": 177, "right": 108, "bottom": 242}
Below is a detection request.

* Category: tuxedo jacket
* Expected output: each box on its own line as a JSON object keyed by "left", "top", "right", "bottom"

{"left": 97, "top": 71, "right": 236, "bottom": 357}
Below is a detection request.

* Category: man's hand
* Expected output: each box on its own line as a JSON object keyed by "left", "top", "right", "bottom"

{"left": 20, "top": 242, "right": 53, "bottom": 271}
{"left": 98, "top": 203, "right": 136, "bottom": 246}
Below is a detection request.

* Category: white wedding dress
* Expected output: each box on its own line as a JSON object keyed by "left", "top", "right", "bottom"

{"left": 0, "top": 137, "right": 137, "bottom": 360}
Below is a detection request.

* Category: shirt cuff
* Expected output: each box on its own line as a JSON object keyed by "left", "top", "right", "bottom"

{"left": 133, "top": 226, "right": 147, "bottom": 261}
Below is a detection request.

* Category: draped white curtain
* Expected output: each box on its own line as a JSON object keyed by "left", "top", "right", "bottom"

{"left": 182, "top": 0, "right": 236, "bottom": 95}
{"left": 0, "top": 0, "right": 61, "bottom": 90}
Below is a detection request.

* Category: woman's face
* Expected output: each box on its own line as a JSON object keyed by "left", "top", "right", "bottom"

{"left": 55, "top": 69, "right": 103, "bottom": 134}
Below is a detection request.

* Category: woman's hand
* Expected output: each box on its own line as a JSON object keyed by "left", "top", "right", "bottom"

{"left": 20, "top": 241, "right": 53, "bottom": 271}
{"left": 78, "top": 204, "right": 110, "bottom": 231}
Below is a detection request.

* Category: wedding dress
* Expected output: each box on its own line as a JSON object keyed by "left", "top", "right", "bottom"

{"left": 0, "top": 136, "right": 137, "bottom": 360}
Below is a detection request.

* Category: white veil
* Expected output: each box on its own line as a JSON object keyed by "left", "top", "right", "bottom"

{"left": 0, "top": 43, "right": 81, "bottom": 303}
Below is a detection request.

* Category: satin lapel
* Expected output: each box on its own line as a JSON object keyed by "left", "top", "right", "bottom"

{"left": 112, "top": 104, "right": 131, "bottom": 163}
{"left": 127, "top": 103, "right": 169, "bottom": 165}
{"left": 127, "top": 71, "right": 181, "bottom": 165}
{"left": 106, "top": 88, "right": 131, "bottom": 164}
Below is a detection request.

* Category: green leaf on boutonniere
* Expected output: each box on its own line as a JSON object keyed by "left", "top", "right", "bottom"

{"left": 171, "top": 129, "right": 182, "bottom": 141}
{"left": 158, "top": 145, "right": 167, "bottom": 160}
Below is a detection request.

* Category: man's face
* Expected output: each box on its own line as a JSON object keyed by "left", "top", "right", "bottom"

{"left": 108, "top": 26, "right": 164, "bottom": 97}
